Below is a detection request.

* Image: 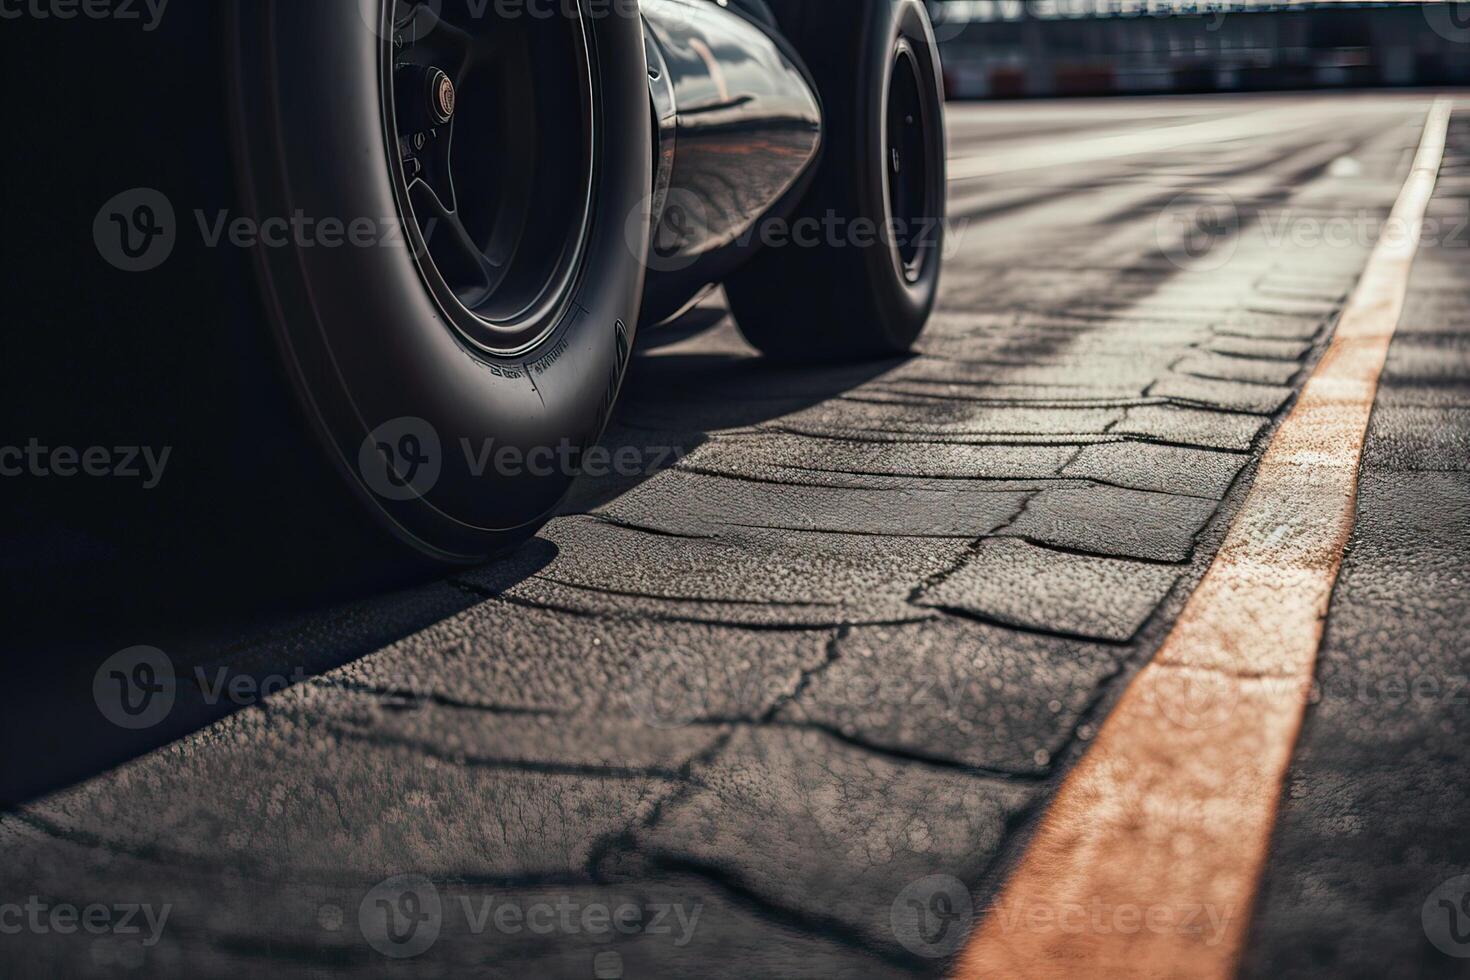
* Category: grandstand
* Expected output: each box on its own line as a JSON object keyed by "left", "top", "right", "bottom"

{"left": 931, "top": 0, "right": 1470, "bottom": 96}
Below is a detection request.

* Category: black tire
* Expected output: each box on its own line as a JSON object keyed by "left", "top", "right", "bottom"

{"left": 227, "top": 0, "right": 651, "bottom": 562}
{"left": 1, "top": 1, "right": 651, "bottom": 630}
{"left": 725, "top": 0, "right": 946, "bottom": 362}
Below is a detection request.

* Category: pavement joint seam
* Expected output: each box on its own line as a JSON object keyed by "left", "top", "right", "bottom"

{"left": 304, "top": 678, "right": 572, "bottom": 718}
{"left": 995, "top": 535, "right": 1195, "bottom": 570}
{"left": 317, "top": 723, "right": 701, "bottom": 784}
{"left": 754, "top": 719, "right": 1053, "bottom": 783}
{"left": 900, "top": 492, "right": 1039, "bottom": 608}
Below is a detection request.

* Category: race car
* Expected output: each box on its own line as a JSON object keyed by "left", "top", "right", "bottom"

{"left": 5, "top": 0, "right": 946, "bottom": 600}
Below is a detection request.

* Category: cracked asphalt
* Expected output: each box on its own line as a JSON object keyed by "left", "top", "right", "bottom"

{"left": 4, "top": 93, "right": 1469, "bottom": 978}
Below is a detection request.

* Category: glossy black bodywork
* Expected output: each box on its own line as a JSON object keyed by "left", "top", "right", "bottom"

{"left": 638, "top": 0, "right": 823, "bottom": 325}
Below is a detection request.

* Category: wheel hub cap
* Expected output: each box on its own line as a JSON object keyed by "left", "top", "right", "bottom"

{"left": 383, "top": 0, "right": 597, "bottom": 356}
{"left": 429, "top": 68, "right": 455, "bottom": 125}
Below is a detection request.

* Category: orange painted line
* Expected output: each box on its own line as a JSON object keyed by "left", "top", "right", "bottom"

{"left": 954, "top": 99, "right": 1453, "bottom": 980}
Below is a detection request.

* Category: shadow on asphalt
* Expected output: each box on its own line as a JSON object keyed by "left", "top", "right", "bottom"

{"left": 0, "top": 305, "right": 894, "bottom": 809}
{"left": 565, "top": 311, "right": 910, "bottom": 514}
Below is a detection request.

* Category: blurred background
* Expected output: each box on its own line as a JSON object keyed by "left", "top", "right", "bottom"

{"left": 929, "top": 0, "right": 1470, "bottom": 98}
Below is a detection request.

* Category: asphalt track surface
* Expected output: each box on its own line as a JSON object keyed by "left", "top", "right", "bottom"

{"left": 3, "top": 93, "right": 1469, "bottom": 978}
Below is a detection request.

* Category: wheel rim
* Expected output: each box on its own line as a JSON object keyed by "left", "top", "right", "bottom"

{"left": 383, "top": 0, "right": 597, "bottom": 355}
{"left": 885, "top": 40, "right": 934, "bottom": 286}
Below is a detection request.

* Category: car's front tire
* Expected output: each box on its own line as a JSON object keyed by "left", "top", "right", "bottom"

{"left": 226, "top": 0, "right": 652, "bottom": 563}
{"left": 2, "top": 1, "right": 652, "bottom": 628}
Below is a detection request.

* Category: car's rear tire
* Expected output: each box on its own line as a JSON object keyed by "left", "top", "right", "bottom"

{"left": 724, "top": 0, "right": 946, "bottom": 362}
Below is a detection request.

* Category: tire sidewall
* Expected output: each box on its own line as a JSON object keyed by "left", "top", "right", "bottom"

{"left": 227, "top": 0, "right": 650, "bottom": 561}
{"left": 858, "top": 0, "right": 946, "bottom": 347}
